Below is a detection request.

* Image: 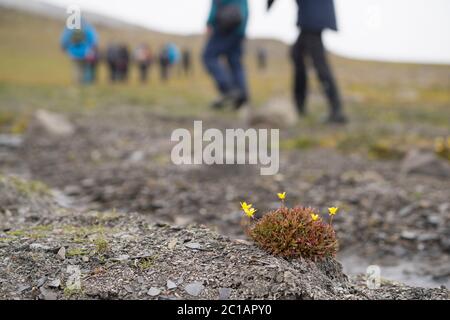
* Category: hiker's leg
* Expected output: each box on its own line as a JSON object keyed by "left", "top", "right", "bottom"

{"left": 73, "top": 60, "right": 84, "bottom": 84}
{"left": 291, "top": 33, "right": 308, "bottom": 115}
{"left": 308, "top": 31, "right": 345, "bottom": 119}
{"left": 202, "top": 34, "right": 232, "bottom": 95}
{"left": 226, "top": 35, "right": 248, "bottom": 107}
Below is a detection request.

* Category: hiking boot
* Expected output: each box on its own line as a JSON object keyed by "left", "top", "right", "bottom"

{"left": 324, "top": 113, "right": 348, "bottom": 124}
{"left": 233, "top": 95, "right": 248, "bottom": 109}
{"left": 210, "top": 95, "right": 231, "bottom": 110}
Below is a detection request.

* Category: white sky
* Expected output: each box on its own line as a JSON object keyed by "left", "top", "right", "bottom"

{"left": 43, "top": 0, "right": 450, "bottom": 64}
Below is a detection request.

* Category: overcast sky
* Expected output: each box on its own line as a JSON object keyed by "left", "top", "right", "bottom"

{"left": 43, "top": 0, "right": 450, "bottom": 64}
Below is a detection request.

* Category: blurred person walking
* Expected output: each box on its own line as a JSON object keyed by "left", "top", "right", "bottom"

{"left": 203, "top": 0, "right": 249, "bottom": 110}
{"left": 134, "top": 44, "right": 153, "bottom": 83}
{"left": 158, "top": 46, "right": 170, "bottom": 82}
{"left": 181, "top": 48, "right": 193, "bottom": 76}
{"left": 60, "top": 19, "right": 98, "bottom": 85}
{"left": 117, "top": 44, "right": 130, "bottom": 82}
{"left": 166, "top": 43, "right": 181, "bottom": 67}
{"left": 106, "top": 43, "right": 120, "bottom": 82}
{"left": 256, "top": 47, "right": 268, "bottom": 71}
{"left": 85, "top": 46, "right": 100, "bottom": 83}
{"left": 268, "top": 0, "right": 347, "bottom": 123}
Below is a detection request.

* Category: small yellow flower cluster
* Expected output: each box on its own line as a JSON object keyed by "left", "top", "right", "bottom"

{"left": 240, "top": 202, "right": 257, "bottom": 218}
{"left": 277, "top": 192, "right": 286, "bottom": 200}
{"left": 434, "top": 137, "right": 450, "bottom": 153}
{"left": 434, "top": 137, "right": 450, "bottom": 161}
{"left": 240, "top": 192, "right": 340, "bottom": 224}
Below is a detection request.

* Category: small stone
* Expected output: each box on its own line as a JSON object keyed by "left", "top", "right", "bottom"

{"left": 275, "top": 272, "right": 284, "bottom": 283}
{"left": 39, "top": 287, "right": 58, "bottom": 300}
{"left": 185, "top": 242, "right": 202, "bottom": 250}
{"left": 30, "top": 243, "right": 51, "bottom": 251}
{"left": 401, "top": 230, "right": 417, "bottom": 240}
{"left": 17, "top": 285, "right": 30, "bottom": 293}
{"left": 124, "top": 285, "right": 134, "bottom": 293}
{"left": 168, "top": 238, "right": 177, "bottom": 250}
{"left": 48, "top": 279, "right": 61, "bottom": 289}
{"left": 219, "top": 288, "right": 231, "bottom": 300}
{"left": 36, "top": 277, "right": 47, "bottom": 288}
{"left": 113, "top": 254, "right": 130, "bottom": 262}
{"left": 398, "top": 205, "right": 414, "bottom": 217}
{"left": 128, "top": 150, "right": 145, "bottom": 163}
{"left": 427, "top": 215, "right": 441, "bottom": 226}
{"left": 82, "top": 256, "right": 89, "bottom": 262}
{"left": 147, "top": 287, "right": 161, "bottom": 297}
{"left": 0, "top": 134, "right": 23, "bottom": 148}
{"left": 57, "top": 247, "right": 66, "bottom": 260}
{"left": 185, "top": 281, "right": 204, "bottom": 297}
{"left": 418, "top": 233, "right": 439, "bottom": 242}
{"left": 167, "top": 280, "right": 177, "bottom": 290}
{"left": 137, "top": 276, "right": 145, "bottom": 284}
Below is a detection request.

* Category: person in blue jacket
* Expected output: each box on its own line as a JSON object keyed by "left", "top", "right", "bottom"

{"left": 203, "top": 0, "right": 249, "bottom": 110}
{"left": 60, "top": 19, "right": 98, "bottom": 84}
{"left": 268, "top": 0, "right": 347, "bottom": 123}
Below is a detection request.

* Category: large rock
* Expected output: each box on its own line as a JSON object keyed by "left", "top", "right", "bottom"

{"left": 243, "top": 97, "right": 299, "bottom": 128}
{"left": 401, "top": 149, "right": 450, "bottom": 178}
{"left": 33, "top": 110, "right": 75, "bottom": 137}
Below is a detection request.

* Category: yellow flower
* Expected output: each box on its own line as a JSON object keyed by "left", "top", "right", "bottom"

{"left": 311, "top": 214, "right": 319, "bottom": 221}
{"left": 244, "top": 207, "right": 257, "bottom": 218}
{"left": 240, "top": 202, "right": 253, "bottom": 211}
{"left": 277, "top": 192, "right": 286, "bottom": 200}
{"left": 328, "top": 207, "right": 339, "bottom": 216}
{"left": 435, "top": 137, "right": 445, "bottom": 153}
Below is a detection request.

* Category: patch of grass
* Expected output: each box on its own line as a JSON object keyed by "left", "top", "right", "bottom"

{"left": 281, "top": 137, "right": 320, "bottom": 150}
{"left": 368, "top": 139, "right": 406, "bottom": 160}
{"left": 66, "top": 247, "right": 89, "bottom": 257}
{"left": 3, "top": 175, "right": 51, "bottom": 197}
{"left": 93, "top": 237, "right": 109, "bottom": 255}
{"left": 63, "top": 287, "right": 83, "bottom": 298}
{"left": 5, "top": 230, "right": 26, "bottom": 237}
{"left": 134, "top": 257, "right": 155, "bottom": 271}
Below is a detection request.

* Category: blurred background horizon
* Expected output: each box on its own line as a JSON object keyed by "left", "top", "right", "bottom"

{"left": 1, "top": 0, "right": 450, "bottom": 64}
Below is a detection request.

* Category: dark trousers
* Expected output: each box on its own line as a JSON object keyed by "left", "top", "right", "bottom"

{"left": 202, "top": 32, "right": 248, "bottom": 100}
{"left": 138, "top": 64, "right": 149, "bottom": 83}
{"left": 291, "top": 31, "right": 343, "bottom": 116}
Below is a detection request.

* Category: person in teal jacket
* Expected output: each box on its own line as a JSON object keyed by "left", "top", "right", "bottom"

{"left": 60, "top": 19, "right": 98, "bottom": 84}
{"left": 207, "top": 0, "right": 249, "bottom": 37}
{"left": 203, "top": 0, "right": 249, "bottom": 109}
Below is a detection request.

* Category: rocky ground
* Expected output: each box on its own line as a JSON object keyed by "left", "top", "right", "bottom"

{"left": 0, "top": 106, "right": 449, "bottom": 299}
{"left": 0, "top": 174, "right": 448, "bottom": 300}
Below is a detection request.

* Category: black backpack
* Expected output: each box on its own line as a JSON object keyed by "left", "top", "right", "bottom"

{"left": 215, "top": 0, "right": 243, "bottom": 34}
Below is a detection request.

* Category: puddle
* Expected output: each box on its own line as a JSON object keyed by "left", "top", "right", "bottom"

{"left": 339, "top": 253, "right": 449, "bottom": 289}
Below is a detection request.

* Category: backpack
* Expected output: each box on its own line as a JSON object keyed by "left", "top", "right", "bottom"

{"left": 70, "top": 29, "right": 86, "bottom": 45}
{"left": 215, "top": 0, "right": 243, "bottom": 34}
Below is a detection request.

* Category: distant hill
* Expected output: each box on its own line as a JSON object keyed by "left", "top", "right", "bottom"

{"left": 0, "top": 0, "right": 289, "bottom": 57}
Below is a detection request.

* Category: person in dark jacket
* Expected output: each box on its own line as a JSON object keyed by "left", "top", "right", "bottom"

{"left": 134, "top": 43, "right": 153, "bottom": 84}
{"left": 181, "top": 48, "right": 193, "bottom": 76}
{"left": 106, "top": 43, "right": 120, "bottom": 82}
{"left": 202, "top": 0, "right": 249, "bottom": 110}
{"left": 268, "top": 0, "right": 347, "bottom": 123}
{"left": 117, "top": 44, "right": 130, "bottom": 82}
{"left": 256, "top": 47, "right": 268, "bottom": 71}
{"left": 158, "top": 47, "right": 170, "bottom": 82}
